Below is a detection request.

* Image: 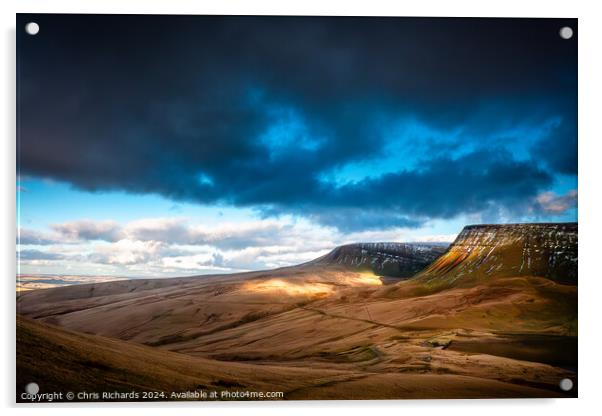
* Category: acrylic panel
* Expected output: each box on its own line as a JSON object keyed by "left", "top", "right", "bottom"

{"left": 16, "top": 14, "right": 577, "bottom": 402}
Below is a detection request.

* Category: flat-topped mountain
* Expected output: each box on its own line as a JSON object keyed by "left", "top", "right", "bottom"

{"left": 308, "top": 242, "right": 448, "bottom": 277}
{"left": 417, "top": 222, "right": 577, "bottom": 285}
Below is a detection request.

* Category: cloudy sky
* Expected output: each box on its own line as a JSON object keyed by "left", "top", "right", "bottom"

{"left": 17, "top": 15, "right": 577, "bottom": 277}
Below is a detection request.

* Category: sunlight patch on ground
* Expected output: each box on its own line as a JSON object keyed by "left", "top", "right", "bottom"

{"left": 344, "top": 272, "right": 383, "bottom": 286}
{"left": 242, "top": 271, "right": 383, "bottom": 297}
{"left": 243, "top": 279, "right": 334, "bottom": 296}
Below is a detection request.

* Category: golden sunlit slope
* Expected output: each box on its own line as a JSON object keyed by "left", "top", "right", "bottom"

{"left": 415, "top": 223, "right": 577, "bottom": 288}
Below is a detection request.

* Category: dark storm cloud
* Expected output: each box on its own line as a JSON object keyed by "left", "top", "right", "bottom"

{"left": 330, "top": 149, "right": 554, "bottom": 218}
{"left": 532, "top": 117, "right": 577, "bottom": 175}
{"left": 17, "top": 14, "right": 577, "bottom": 230}
{"left": 260, "top": 148, "right": 554, "bottom": 230}
{"left": 304, "top": 210, "right": 423, "bottom": 233}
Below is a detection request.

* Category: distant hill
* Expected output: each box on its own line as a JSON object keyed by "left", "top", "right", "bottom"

{"left": 416, "top": 223, "right": 577, "bottom": 286}
{"left": 307, "top": 242, "right": 448, "bottom": 278}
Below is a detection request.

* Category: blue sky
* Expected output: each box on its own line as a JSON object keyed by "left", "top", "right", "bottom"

{"left": 16, "top": 15, "right": 577, "bottom": 277}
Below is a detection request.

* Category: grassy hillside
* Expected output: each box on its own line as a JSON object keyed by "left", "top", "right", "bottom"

{"left": 17, "top": 316, "right": 569, "bottom": 401}
{"left": 415, "top": 223, "right": 577, "bottom": 289}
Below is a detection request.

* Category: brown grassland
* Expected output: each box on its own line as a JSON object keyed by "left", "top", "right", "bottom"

{"left": 17, "top": 224, "right": 578, "bottom": 401}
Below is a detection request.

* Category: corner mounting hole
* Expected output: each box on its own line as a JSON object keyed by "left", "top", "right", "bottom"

{"left": 25, "top": 22, "right": 39, "bottom": 36}
{"left": 559, "top": 378, "right": 573, "bottom": 391}
{"left": 25, "top": 382, "right": 39, "bottom": 395}
{"left": 559, "top": 26, "right": 573, "bottom": 40}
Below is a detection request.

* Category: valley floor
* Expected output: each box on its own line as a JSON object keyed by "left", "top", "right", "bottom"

{"left": 17, "top": 316, "right": 571, "bottom": 401}
{"left": 16, "top": 266, "right": 578, "bottom": 401}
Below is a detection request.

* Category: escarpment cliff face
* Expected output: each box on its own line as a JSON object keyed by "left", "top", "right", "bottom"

{"left": 417, "top": 223, "right": 577, "bottom": 284}
{"left": 309, "top": 242, "right": 448, "bottom": 278}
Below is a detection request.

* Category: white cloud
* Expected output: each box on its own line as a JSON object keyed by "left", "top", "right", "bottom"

{"left": 18, "top": 228, "right": 60, "bottom": 245}
{"left": 535, "top": 189, "right": 577, "bottom": 214}
{"left": 18, "top": 215, "right": 453, "bottom": 277}
{"left": 51, "top": 219, "right": 123, "bottom": 242}
{"left": 88, "top": 239, "right": 173, "bottom": 266}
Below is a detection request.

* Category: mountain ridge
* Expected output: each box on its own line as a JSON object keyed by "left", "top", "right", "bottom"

{"left": 415, "top": 222, "right": 577, "bottom": 286}
{"left": 307, "top": 242, "right": 448, "bottom": 278}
